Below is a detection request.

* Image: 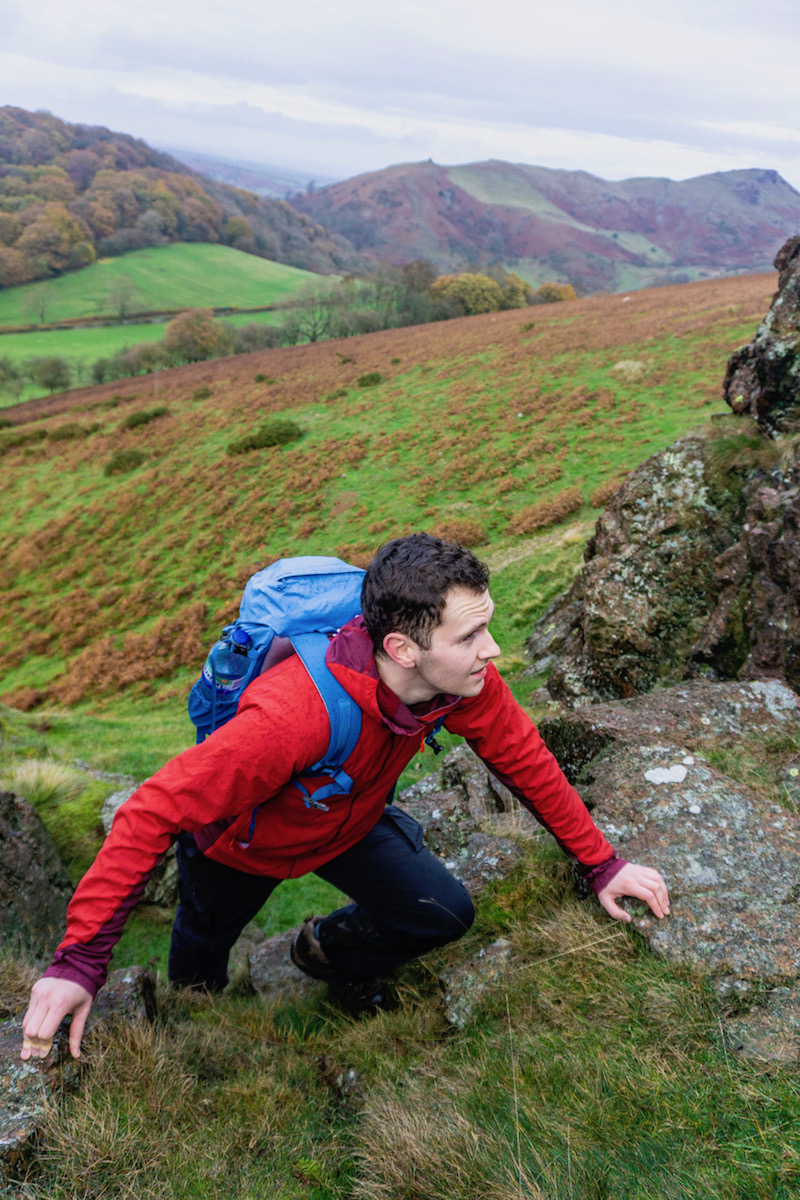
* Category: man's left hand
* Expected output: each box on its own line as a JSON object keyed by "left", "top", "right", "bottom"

{"left": 596, "top": 862, "right": 670, "bottom": 922}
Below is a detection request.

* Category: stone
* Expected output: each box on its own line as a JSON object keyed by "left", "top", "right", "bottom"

{"left": 439, "top": 938, "right": 512, "bottom": 1028}
{"left": 527, "top": 435, "right": 739, "bottom": 705}
{"left": 539, "top": 678, "right": 800, "bottom": 786}
{"left": 0, "top": 967, "right": 156, "bottom": 1184}
{"left": 248, "top": 928, "right": 317, "bottom": 1004}
{"left": 723, "top": 235, "right": 800, "bottom": 435}
{"left": 398, "top": 745, "right": 529, "bottom": 893}
{"left": 528, "top": 429, "right": 800, "bottom": 704}
{"left": 722, "top": 986, "right": 800, "bottom": 1063}
{"left": 0, "top": 1018, "right": 71, "bottom": 1182}
{"left": 539, "top": 681, "right": 800, "bottom": 982}
{"left": 0, "top": 792, "right": 73, "bottom": 959}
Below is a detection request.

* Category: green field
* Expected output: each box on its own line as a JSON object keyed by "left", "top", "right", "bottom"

{"left": 0, "top": 311, "right": 283, "bottom": 407}
{"left": 0, "top": 243, "right": 319, "bottom": 327}
{"left": 0, "top": 244, "right": 315, "bottom": 404}
{"left": 5, "top": 271, "right": 798, "bottom": 1200}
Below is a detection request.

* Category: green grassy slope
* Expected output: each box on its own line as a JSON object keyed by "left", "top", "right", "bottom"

{"left": 1, "top": 270, "right": 772, "bottom": 733}
{"left": 0, "top": 243, "right": 318, "bottom": 327}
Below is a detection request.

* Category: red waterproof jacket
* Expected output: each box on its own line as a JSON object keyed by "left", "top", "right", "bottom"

{"left": 45, "top": 618, "right": 621, "bottom": 997}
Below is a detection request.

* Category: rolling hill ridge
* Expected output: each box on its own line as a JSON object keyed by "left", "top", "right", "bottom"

{"left": 293, "top": 159, "right": 800, "bottom": 292}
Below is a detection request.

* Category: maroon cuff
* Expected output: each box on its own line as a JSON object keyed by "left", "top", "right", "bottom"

{"left": 43, "top": 961, "right": 102, "bottom": 1000}
{"left": 583, "top": 855, "right": 628, "bottom": 895}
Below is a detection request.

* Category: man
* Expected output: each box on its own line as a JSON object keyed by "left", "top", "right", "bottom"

{"left": 22, "top": 533, "right": 669, "bottom": 1060}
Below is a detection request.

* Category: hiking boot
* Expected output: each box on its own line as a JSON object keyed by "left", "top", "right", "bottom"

{"left": 290, "top": 915, "right": 393, "bottom": 1016}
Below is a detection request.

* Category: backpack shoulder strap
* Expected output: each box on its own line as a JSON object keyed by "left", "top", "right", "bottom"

{"left": 291, "top": 630, "right": 362, "bottom": 803}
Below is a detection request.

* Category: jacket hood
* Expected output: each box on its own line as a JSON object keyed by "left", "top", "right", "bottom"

{"left": 326, "top": 616, "right": 459, "bottom": 736}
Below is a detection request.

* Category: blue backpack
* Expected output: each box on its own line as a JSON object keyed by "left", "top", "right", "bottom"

{"left": 188, "top": 556, "right": 366, "bottom": 809}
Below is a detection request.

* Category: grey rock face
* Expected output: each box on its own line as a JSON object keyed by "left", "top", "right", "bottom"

{"left": 724, "top": 235, "right": 800, "bottom": 435}
{"left": 0, "top": 792, "right": 73, "bottom": 958}
{"left": 529, "top": 431, "right": 800, "bottom": 704}
{"left": 721, "top": 986, "right": 800, "bottom": 1063}
{"left": 248, "top": 928, "right": 318, "bottom": 1004}
{"left": 529, "top": 247, "right": 800, "bottom": 704}
{"left": 539, "top": 680, "right": 800, "bottom": 981}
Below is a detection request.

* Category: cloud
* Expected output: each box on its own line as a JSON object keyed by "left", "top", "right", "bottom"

{"left": 2, "top": 0, "right": 800, "bottom": 187}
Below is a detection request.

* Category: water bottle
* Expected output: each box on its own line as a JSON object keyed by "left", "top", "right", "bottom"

{"left": 201, "top": 628, "right": 252, "bottom": 695}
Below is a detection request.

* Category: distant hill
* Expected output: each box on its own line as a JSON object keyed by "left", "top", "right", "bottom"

{"left": 292, "top": 159, "right": 800, "bottom": 292}
{"left": 0, "top": 107, "right": 363, "bottom": 289}
{"left": 163, "top": 149, "right": 338, "bottom": 200}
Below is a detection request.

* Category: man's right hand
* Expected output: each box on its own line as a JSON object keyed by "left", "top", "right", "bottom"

{"left": 21, "top": 977, "right": 93, "bottom": 1061}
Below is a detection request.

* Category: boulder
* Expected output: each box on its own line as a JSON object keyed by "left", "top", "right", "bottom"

{"left": 0, "top": 792, "right": 73, "bottom": 958}
{"left": 529, "top": 431, "right": 800, "bottom": 704}
{"left": 530, "top": 241, "right": 800, "bottom": 705}
{"left": 539, "top": 680, "right": 800, "bottom": 982}
{"left": 724, "top": 235, "right": 800, "bottom": 434}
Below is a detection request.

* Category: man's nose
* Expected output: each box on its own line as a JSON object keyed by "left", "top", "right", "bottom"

{"left": 479, "top": 631, "right": 501, "bottom": 659}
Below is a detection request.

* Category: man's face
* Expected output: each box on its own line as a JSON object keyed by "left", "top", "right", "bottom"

{"left": 412, "top": 587, "right": 501, "bottom": 700}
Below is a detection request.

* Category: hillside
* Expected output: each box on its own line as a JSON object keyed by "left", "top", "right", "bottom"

{"left": 0, "top": 107, "right": 361, "bottom": 288}
{"left": 293, "top": 158, "right": 800, "bottom": 292}
{"left": 0, "top": 243, "right": 318, "bottom": 327}
{"left": 0, "top": 271, "right": 775, "bottom": 730}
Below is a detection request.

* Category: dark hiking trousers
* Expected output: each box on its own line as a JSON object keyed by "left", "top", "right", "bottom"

{"left": 168, "top": 805, "right": 475, "bottom": 992}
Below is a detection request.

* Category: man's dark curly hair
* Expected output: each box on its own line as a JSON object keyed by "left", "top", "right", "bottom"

{"left": 361, "top": 532, "right": 490, "bottom": 654}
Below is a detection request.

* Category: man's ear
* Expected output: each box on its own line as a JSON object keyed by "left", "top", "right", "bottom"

{"left": 381, "top": 631, "right": 419, "bottom": 670}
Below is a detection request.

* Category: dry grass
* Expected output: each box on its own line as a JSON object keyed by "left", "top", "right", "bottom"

{"left": 1, "top": 756, "right": 86, "bottom": 807}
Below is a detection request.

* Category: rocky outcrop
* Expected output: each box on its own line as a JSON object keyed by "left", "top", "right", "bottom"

{"left": 538, "top": 677, "right": 800, "bottom": 1059}
{"left": 529, "top": 236, "right": 800, "bottom": 706}
{"left": 0, "top": 792, "right": 73, "bottom": 958}
{"left": 529, "top": 425, "right": 800, "bottom": 705}
{"left": 724, "top": 236, "right": 800, "bottom": 434}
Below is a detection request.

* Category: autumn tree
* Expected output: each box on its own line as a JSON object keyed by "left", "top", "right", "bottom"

{"left": 532, "top": 281, "right": 578, "bottom": 304}
{"left": 430, "top": 272, "right": 504, "bottom": 315}
{"left": 163, "top": 309, "right": 229, "bottom": 363}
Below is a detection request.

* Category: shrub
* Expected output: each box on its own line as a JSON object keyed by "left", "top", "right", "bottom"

{"left": 253, "top": 373, "right": 277, "bottom": 384}
{"left": 0, "top": 427, "right": 47, "bottom": 454}
{"left": 0, "top": 417, "right": 12, "bottom": 429}
{"left": 531, "top": 282, "right": 578, "bottom": 305}
{"left": 121, "top": 406, "right": 169, "bottom": 431}
{"left": 192, "top": 386, "right": 212, "bottom": 401}
{"left": 590, "top": 477, "right": 626, "bottom": 508}
{"left": 49, "top": 422, "right": 100, "bottom": 441}
{"left": 226, "top": 419, "right": 303, "bottom": 456}
{"left": 104, "top": 448, "right": 146, "bottom": 476}
{"left": 430, "top": 273, "right": 504, "bottom": 315}
{"left": 508, "top": 486, "right": 583, "bottom": 535}
{"left": 432, "top": 519, "right": 487, "bottom": 547}
{"left": 357, "top": 372, "right": 383, "bottom": 388}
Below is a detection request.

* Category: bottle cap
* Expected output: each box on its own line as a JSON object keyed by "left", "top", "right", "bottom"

{"left": 231, "top": 628, "right": 251, "bottom": 647}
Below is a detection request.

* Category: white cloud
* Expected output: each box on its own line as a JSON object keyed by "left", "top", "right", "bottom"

{"left": 2, "top": 0, "right": 800, "bottom": 188}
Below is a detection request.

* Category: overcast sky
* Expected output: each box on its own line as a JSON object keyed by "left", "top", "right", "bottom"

{"left": 3, "top": 0, "right": 800, "bottom": 190}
